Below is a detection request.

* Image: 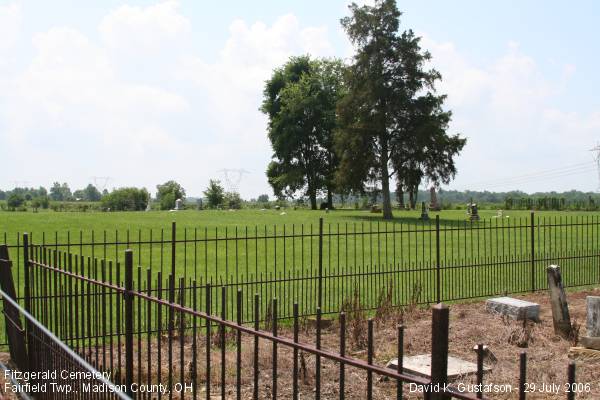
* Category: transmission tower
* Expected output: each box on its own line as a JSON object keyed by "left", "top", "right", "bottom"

{"left": 217, "top": 169, "right": 249, "bottom": 193}
{"left": 590, "top": 144, "right": 600, "bottom": 191}
{"left": 11, "top": 180, "right": 30, "bottom": 188}
{"left": 91, "top": 176, "right": 111, "bottom": 191}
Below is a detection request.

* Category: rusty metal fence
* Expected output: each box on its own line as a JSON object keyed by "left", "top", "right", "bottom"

{"left": 0, "top": 256, "right": 130, "bottom": 399}
{"left": 0, "top": 242, "right": 579, "bottom": 399}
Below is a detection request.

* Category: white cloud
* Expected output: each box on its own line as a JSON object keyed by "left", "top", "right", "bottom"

{"left": 0, "top": 2, "right": 20, "bottom": 52}
{"left": 420, "top": 36, "right": 598, "bottom": 192}
{"left": 0, "top": 3, "right": 335, "bottom": 197}
{"left": 99, "top": 0, "right": 191, "bottom": 53}
{"left": 178, "top": 13, "right": 334, "bottom": 195}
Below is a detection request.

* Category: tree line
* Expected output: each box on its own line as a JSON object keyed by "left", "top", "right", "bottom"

{"left": 262, "top": 0, "right": 466, "bottom": 219}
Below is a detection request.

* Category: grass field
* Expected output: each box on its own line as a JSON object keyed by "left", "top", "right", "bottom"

{"left": 0, "top": 207, "right": 599, "bottom": 351}
{"left": 2, "top": 208, "right": 600, "bottom": 321}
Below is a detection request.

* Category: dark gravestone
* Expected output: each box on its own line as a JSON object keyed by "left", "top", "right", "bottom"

{"left": 420, "top": 201, "right": 429, "bottom": 221}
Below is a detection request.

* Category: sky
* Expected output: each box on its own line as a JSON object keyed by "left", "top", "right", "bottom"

{"left": 0, "top": 0, "right": 599, "bottom": 198}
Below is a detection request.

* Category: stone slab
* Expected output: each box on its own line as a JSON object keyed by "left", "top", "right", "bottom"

{"left": 387, "top": 354, "right": 490, "bottom": 379}
{"left": 486, "top": 297, "right": 540, "bottom": 321}
{"left": 581, "top": 336, "right": 600, "bottom": 351}
{"left": 586, "top": 296, "right": 600, "bottom": 337}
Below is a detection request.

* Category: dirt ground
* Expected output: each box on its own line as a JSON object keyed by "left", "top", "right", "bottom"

{"left": 1, "top": 288, "right": 600, "bottom": 399}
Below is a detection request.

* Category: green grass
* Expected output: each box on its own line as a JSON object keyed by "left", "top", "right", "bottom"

{"left": 2, "top": 208, "right": 600, "bottom": 320}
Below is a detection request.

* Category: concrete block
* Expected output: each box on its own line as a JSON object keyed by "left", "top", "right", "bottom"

{"left": 485, "top": 297, "right": 540, "bottom": 321}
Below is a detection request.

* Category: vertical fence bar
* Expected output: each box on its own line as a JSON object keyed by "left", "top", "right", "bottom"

{"left": 397, "top": 324, "right": 404, "bottom": 400}
{"left": 236, "top": 289, "right": 242, "bottom": 400}
{"left": 272, "top": 298, "right": 278, "bottom": 399}
{"left": 23, "top": 233, "right": 30, "bottom": 314}
{"left": 293, "top": 303, "right": 299, "bottom": 400}
{"left": 530, "top": 212, "right": 535, "bottom": 292}
{"left": 567, "top": 361, "right": 575, "bottom": 400}
{"left": 367, "top": 319, "right": 373, "bottom": 400}
{"left": 519, "top": 351, "right": 527, "bottom": 400}
{"left": 476, "top": 343, "right": 484, "bottom": 399}
{"left": 318, "top": 218, "right": 323, "bottom": 310}
{"left": 171, "top": 221, "right": 176, "bottom": 304}
{"left": 430, "top": 303, "right": 449, "bottom": 400}
{"left": 339, "top": 311, "right": 345, "bottom": 400}
{"left": 435, "top": 215, "right": 441, "bottom": 303}
{"left": 124, "top": 249, "right": 134, "bottom": 398}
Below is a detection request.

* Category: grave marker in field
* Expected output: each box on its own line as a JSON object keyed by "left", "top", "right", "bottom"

{"left": 420, "top": 201, "right": 429, "bottom": 221}
{"left": 430, "top": 187, "right": 440, "bottom": 211}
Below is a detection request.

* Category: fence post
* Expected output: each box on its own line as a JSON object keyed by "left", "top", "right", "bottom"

{"left": 124, "top": 249, "right": 134, "bottom": 398}
{"left": 171, "top": 221, "right": 176, "bottom": 301}
{"left": 318, "top": 217, "right": 323, "bottom": 310}
{"left": 530, "top": 211, "right": 535, "bottom": 292}
{"left": 435, "top": 216, "right": 441, "bottom": 304}
{"left": 23, "top": 233, "right": 30, "bottom": 314}
{"left": 170, "top": 221, "right": 176, "bottom": 329}
{"left": 430, "top": 303, "right": 449, "bottom": 400}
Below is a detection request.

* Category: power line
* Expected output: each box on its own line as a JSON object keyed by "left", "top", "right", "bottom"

{"left": 590, "top": 144, "right": 600, "bottom": 191}
{"left": 461, "top": 161, "right": 595, "bottom": 189}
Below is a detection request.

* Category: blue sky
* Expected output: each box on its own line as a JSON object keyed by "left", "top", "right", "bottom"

{"left": 1, "top": 0, "right": 599, "bottom": 198}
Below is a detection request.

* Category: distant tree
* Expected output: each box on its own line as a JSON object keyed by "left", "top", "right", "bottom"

{"left": 49, "top": 182, "right": 72, "bottom": 201}
{"left": 101, "top": 188, "right": 149, "bottom": 211}
{"left": 83, "top": 184, "right": 102, "bottom": 201}
{"left": 335, "top": 0, "right": 465, "bottom": 219}
{"left": 7, "top": 193, "right": 25, "bottom": 210}
{"left": 72, "top": 190, "right": 85, "bottom": 200}
{"left": 257, "top": 194, "right": 269, "bottom": 203}
{"left": 0, "top": 190, "right": 5, "bottom": 200}
{"left": 262, "top": 56, "right": 344, "bottom": 209}
{"left": 224, "top": 192, "right": 242, "bottom": 209}
{"left": 156, "top": 180, "right": 186, "bottom": 210}
{"left": 203, "top": 180, "right": 225, "bottom": 209}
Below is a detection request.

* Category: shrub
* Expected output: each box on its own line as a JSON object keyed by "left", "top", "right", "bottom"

{"left": 6, "top": 193, "right": 25, "bottom": 210}
{"left": 224, "top": 192, "right": 242, "bottom": 209}
{"left": 101, "top": 188, "right": 149, "bottom": 211}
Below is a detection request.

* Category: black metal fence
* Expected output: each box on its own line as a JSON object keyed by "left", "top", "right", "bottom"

{"left": 11, "top": 244, "right": 579, "bottom": 400}
{"left": 3, "top": 213, "right": 600, "bottom": 325}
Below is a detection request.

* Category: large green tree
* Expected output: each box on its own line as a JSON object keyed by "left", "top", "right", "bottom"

{"left": 156, "top": 180, "right": 186, "bottom": 210}
{"left": 262, "top": 56, "right": 344, "bottom": 209}
{"left": 335, "top": 0, "right": 465, "bottom": 219}
{"left": 49, "top": 182, "right": 72, "bottom": 201}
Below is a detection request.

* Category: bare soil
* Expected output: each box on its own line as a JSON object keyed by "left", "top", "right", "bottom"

{"left": 2, "top": 288, "right": 600, "bottom": 399}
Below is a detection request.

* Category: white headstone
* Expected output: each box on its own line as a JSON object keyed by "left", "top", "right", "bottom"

{"left": 175, "top": 198, "right": 182, "bottom": 211}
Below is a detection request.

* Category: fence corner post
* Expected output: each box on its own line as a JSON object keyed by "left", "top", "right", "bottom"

{"left": 124, "top": 248, "right": 134, "bottom": 398}
{"left": 430, "top": 303, "right": 449, "bottom": 400}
